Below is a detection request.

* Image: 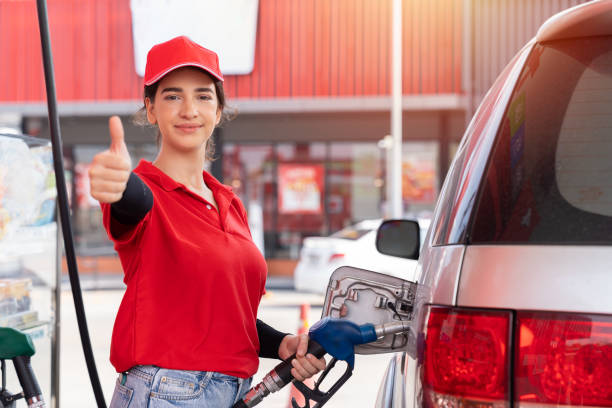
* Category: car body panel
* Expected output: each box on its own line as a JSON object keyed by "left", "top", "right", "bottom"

{"left": 375, "top": 357, "right": 396, "bottom": 408}
{"left": 391, "top": 353, "right": 409, "bottom": 408}
{"left": 374, "top": 353, "right": 416, "bottom": 408}
{"left": 536, "top": 0, "right": 612, "bottom": 42}
{"left": 413, "top": 245, "right": 465, "bottom": 307}
{"left": 457, "top": 245, "right": 612, "bottom": 313}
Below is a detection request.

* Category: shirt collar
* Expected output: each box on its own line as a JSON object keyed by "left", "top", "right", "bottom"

{"left": 135, "top": 159, "right": 233, "bottom": 196}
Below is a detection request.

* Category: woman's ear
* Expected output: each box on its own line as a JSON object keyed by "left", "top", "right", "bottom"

{"left": 145, "top": 97, "right": 157, "bottom": 125}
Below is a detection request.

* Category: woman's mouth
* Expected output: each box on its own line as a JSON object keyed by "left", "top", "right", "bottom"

{"left": 175, "top": 124, "right": 202, "bottom": 134}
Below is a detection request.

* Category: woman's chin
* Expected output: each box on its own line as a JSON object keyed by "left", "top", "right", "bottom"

{"left": 159, "top": 140, "right": 206, "bottom": 156}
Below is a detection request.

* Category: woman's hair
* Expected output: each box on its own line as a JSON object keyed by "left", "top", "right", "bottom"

{"left": 132, "top": 72, "right": 235, "bottom": 161}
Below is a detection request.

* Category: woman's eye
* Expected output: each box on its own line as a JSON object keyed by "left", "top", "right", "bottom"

{"left": 164, "top": 95, "right": 180, "bottom": 101}
{"left": 198, "top": 95, "right": 212, "bottom": 101}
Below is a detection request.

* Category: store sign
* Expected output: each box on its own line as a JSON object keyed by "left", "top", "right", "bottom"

{"left": 278, "top": 164, "right": 325, "bottom": 215}
{"left": 402, "top": 142, "right": 438, "bottom": 204}
{"left": 130, "top": 0, "right": 259, "bottom": 77}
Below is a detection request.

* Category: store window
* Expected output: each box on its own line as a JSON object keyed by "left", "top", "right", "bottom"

{"left": 276, "top": 142, "right": 327, "bottom": 258}
{"left": 222, "top": 144, "right": 274, "bottom": 257}
{"left": 224, "top": 142, "right": 387, "bottom": 260}
{"left": 328, "top": 143, "right": 383, "bottom": 232}
{"left": 401, "top": 141, "right": 439, "bottom": 216}
{"left": 223, "top": 142, "right": 328, "bottom": 260}
{"left": 70, "top": 138, "right": 440, "bottom": 260}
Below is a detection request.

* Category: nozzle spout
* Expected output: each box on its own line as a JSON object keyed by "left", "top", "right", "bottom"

{"left": 373, "top": 321, "right": 411, "bottom": 338}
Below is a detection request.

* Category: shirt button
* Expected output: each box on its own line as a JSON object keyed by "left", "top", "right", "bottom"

{"left": 206, "top": 204, "right": 212, "bottom": 210}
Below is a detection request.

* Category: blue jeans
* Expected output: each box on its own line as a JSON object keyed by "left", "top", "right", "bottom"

{"left": 109, "top": 365, "right": 252, "bottom": 408}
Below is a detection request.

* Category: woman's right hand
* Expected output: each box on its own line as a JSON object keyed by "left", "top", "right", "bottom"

{"left": 89, "top": 116, "right": 132, "bottom": 203}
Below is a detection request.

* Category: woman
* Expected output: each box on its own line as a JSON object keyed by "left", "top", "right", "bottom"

{"left": 89, "top": 36, "right": 325, "bottom": 407}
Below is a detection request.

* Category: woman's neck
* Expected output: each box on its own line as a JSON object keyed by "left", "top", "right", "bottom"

{"left": 153, "top": 149, "right": 207, "bottom": 190}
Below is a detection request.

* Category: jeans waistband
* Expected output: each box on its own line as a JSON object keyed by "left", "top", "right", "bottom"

{"left": 126, "top": 365, "right": 158, "bottom": 384}
{"left": 126, "top": 365, "right": 248, "bottom": 384}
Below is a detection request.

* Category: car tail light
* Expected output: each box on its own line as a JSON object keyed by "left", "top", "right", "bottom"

{"left": 422, "top": 306, "right": 512, "bottom": 408}
{"left": 328, "top": 253, "right": 345, "bottom": 262}
{"left": 515, "top": 312, "right": 612, "bottom": 408}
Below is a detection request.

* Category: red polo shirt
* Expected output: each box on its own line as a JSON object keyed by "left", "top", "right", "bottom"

{"left": 101, "top": 160, "right": 268, "bottom": 377}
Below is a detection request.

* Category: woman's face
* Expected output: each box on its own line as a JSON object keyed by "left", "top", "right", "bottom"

{"left": 145, "top": 67, "right": 221, "bottom": 154}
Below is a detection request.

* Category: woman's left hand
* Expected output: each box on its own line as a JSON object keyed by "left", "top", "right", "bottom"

{"left": 278, "top": 334, "right": 326, "bottom": 381}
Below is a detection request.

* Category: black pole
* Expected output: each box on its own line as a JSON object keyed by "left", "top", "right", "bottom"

{"left": 35, "top": 1, "right": 107, "bottom": 407}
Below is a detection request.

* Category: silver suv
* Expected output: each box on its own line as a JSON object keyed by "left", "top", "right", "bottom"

{"left": 336, "top": 2, "right": 612, "bottom": 407}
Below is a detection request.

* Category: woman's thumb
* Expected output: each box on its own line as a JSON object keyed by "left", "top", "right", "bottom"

{"left": 109, "top": 116, "right": 128, "bottom": 156}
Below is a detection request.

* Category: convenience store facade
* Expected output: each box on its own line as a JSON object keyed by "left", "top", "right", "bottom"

{"left": 0, "top": 0, "right": 588, "bottom": 274}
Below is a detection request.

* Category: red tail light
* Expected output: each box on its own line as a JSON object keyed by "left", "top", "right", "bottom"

{"left": 422, "top": 306, "right": 512, "bottom": 408}
{"left": 516, "top": 312, "right": 612, "bottom": 407}
{"left": 328, "top": 253, "right": 345, "bottom": 262}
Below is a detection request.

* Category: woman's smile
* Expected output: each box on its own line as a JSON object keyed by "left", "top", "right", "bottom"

{"left": 175, "top": 123, "right": 203, "bottom": 133}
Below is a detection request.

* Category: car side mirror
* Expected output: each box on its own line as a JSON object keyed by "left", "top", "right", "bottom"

{"left": 375, "top": 219, "right": 420, "bottom": 260}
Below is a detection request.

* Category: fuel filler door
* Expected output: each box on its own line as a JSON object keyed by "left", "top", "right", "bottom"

{"left": 321, "top": 266, "right": 418, "bottom": 355}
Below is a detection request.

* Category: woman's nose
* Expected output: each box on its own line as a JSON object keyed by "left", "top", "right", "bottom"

{"left": 180, "top": 98, "right": 198, "bottom": 118}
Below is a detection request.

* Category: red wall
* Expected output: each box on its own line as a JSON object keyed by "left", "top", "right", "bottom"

{"left": 0, "top": 0, "right": 462, "bottom": 103}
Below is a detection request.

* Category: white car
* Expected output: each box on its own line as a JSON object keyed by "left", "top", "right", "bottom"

{"left": 293, "top": 219, "right": 429, "bottom": 294}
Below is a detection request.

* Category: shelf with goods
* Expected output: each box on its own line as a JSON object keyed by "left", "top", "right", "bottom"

{"left": 0, "top": 132, "right": 59, "bottom": 406}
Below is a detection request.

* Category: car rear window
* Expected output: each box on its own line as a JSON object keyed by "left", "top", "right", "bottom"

{"left": 470, "top": 36, "right": 612, "bottom": 244}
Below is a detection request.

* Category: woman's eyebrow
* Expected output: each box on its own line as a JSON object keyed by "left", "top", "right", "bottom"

{"left": 160, "top": 87, "right": 214, "bottom": 93}
{"left": 161, "top": 87, "right": 182, "bottom": 93}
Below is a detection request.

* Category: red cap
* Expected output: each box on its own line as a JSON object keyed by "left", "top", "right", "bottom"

{"left": 144, "top": 36, "right": 224, "bottom": 86}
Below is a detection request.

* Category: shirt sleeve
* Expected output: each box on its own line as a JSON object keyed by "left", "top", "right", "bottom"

{"left": 256, "top": 319, "right": 289, "bottom": 359}
{"left": 111, "top": 172, "right": 154, "bottom": 225}
{"left": 101, "top": 172, "right": 153, "bottom": 246}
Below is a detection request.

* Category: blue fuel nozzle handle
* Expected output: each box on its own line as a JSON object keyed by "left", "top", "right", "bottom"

{"left": 233, "top": 317, "right": 383, "bottom": 407}
{"left": 308, "top": 317, "right": 377, "bottom": 368}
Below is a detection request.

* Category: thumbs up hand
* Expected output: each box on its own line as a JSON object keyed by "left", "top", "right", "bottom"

{"left": 89, "top": 116, "right": 132, "bottom": 203}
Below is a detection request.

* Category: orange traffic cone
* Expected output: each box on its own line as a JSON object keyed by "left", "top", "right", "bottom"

{"left": 297, "top": 303, "right": 310, "bottom": 336}
{"left": 287, "top": 303, "right": 314, "bottom": 408}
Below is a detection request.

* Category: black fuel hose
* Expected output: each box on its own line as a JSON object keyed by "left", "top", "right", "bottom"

{"left": 35, "top": 1, "right": 107, "bottom": 407}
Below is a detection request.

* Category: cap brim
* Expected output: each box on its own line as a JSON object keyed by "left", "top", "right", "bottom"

{"left": 144, "top": 62, "right": 224, "bottom": 86}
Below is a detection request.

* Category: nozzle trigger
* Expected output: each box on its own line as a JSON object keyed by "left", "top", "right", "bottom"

{"left": 290, "top": 358, "right": 353, "bottom": 408}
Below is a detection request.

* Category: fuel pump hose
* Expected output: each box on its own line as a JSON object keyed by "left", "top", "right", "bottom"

{"left": 35, "top": 1, "right": 107, "bottom": 406}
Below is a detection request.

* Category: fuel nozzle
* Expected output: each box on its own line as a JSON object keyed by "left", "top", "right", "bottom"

{"left": 233, "top": 318, "right": 411, "bottom": 408}
{"left": 13, "top": 355, "right": 44, "bottom": 408}
{"left": 0, "top": 328, "right": 45, "bottom": 408}
{"left": 235, "top": 338, "right": 327, "bottom": 408}
{"left": 234, "top": 381, "right": 271, "bottom": 408}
